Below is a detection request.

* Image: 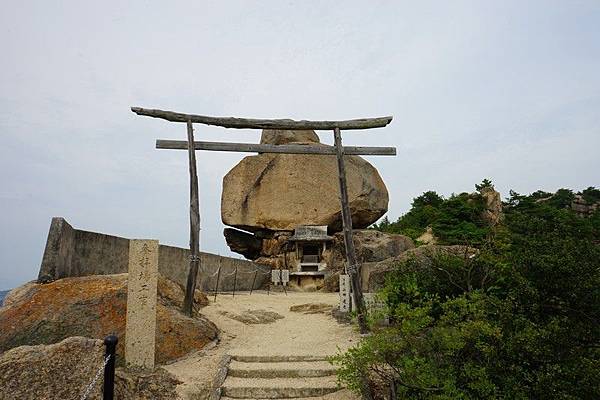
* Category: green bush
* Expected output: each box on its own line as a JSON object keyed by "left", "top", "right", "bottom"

{"left": 334, "top": 187, "right": 600, "bottom": 399}
{"left": 372, "top": 182, "right": 492, "bottom": 245}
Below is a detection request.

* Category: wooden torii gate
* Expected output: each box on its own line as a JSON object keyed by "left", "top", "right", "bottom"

{"left": 131, "top": 107, "right": 396, "bottom": 333}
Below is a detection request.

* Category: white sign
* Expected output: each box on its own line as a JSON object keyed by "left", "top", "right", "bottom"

{"left": 271, "top": 270, "right": 281, "bottom": 284}
{"left": 281, "top": 269, "right": 289, "bottom": 285}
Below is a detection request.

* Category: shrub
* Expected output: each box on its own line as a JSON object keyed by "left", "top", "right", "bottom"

{"left": 373, "top": 181, "right": 492, "bottom": 245}
{"left": 334, "top": 187, "right": 600, "bottom": 399}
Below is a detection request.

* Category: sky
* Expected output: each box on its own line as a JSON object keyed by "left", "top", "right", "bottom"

{"left": 1, "top": 0, "right": 599, "bottom": 290}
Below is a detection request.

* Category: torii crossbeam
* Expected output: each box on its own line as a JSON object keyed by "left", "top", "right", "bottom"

{"left": 131, "top": 107, "right": 396, "bottom": 334}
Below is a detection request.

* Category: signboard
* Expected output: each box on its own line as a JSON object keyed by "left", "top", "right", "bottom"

{"left": 271, "top": 270, "right": 281, "bottom": 284}
{"left": 272, "top": 269, "right": 290, "bottom": 286}
{"left": 281, "top": 269, "right": 289, "bottom": 285}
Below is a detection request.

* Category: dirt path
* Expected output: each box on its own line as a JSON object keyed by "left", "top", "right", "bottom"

{"left": 164, "top": 290, "right": 359, "bottom": 399}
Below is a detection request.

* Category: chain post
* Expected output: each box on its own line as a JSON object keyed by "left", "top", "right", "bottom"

{"left": 103, "top": 335, "right": 118, "bottom": 400}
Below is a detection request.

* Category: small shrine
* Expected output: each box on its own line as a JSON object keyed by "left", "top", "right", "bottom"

{"left": 288, "top": 225, "right": 333, "bottom": 287}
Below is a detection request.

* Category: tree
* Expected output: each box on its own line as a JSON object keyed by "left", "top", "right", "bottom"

{"left": 334, "top": 185, "right": 600, "bottom": 399}
{"left": 475, "top": 178, "right": 494, "bottom": 192}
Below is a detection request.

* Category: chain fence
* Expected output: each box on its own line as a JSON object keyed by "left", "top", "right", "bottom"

{"left": 79, "top": 354, "right": 111, "bottom": 400}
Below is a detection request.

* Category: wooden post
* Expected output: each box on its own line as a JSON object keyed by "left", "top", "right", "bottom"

{"left": 182, "top": 120, "right": 201, "bottom": 316}
{"left": 333, "top": 127, "right": 369, "bottom": 334}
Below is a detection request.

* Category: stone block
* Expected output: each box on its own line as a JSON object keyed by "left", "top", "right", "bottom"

{"left": 125, "top": 239, "right": 159, "bottom": 371}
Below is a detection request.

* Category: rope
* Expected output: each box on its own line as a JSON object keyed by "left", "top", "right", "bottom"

{"left": 237, "top": 268, "right": 272, "bottom": 275}
{"left": 203, "top": 268, "right": 221, "bottom": 278}
{"left": 220, "top": 269, "right": 238, "bottom": 278}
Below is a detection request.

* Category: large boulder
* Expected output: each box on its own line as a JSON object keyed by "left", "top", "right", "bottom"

{"left": 0, "top": 336, "right": 106, "bottom": 399}
{"left": 221, "top": 130, "right": 388, "bottom": 233}
{"left": 333, "top": 229, "right": 415, "bottom": 264}
{"left": 364, "top": 245, "right": 478, "bottom": 292}
{"left": 224, "top": 227, "right": 263, "bottom": 259}
{"left": 0, "top": 274, "right": 218, "bottom": 364}
{"left": 324, "top": 230, "right": 414, "bottom": 292}
{"left": 0, "top": 336, "right": 181, "bottom": 399}
{"left": 260, "top": 129, "right": 320, "bottom": 145}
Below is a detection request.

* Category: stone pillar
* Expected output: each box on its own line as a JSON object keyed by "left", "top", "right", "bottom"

{"left": 339, "top": 274, "right": 351, "bottom": 312}
{"left": 125, "top": 239, "right": 159, "bottom": 371}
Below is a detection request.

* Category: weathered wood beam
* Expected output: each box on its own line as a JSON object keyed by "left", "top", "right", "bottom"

{"left": 132, "top": 107, "right": 392, "bottom": 130}
{"left": 182, "top": 120, "right": 201, "bottom": 317}
{"left": 156, "top": 140, "right": 397, "bottom": 156}
{"left": 333, "top": 127, "right": 369, "bottom": 336}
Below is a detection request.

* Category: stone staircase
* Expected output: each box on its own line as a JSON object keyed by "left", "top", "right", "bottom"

{"left": 220, "top": 354, "right": 343, "bottom": 399}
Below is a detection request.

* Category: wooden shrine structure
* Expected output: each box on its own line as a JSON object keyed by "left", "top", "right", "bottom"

{"left": 131, "top": 107, "right": 396, "bottom": 333}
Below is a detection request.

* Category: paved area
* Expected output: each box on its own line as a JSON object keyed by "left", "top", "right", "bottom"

{"left": 164, "top": 291, "right": 360, "bottom": 399}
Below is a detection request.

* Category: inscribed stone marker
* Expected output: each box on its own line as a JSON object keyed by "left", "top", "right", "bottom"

{"left": 125, "top": 239, "right": 159, "bottom": 371}
{"left": 339, "top": 274, "right": 351, "bottom": 312}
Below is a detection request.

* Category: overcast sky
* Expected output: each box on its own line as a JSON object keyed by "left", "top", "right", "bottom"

{"left": 1, "top": 1, "right": 599, "bottom": 290}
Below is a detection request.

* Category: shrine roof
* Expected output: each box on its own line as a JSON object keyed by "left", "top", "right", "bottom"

{"left": 288, "top": 225, "right": 334, "bottom": 242}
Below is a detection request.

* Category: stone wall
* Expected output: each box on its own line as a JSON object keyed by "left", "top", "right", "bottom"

{"left": 37, "top": 217, "right": 270, "bottom": 291}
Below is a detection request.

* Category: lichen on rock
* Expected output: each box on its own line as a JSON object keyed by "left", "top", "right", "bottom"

{"left": 0, "top": 274, "right": 218, "bottom": 364}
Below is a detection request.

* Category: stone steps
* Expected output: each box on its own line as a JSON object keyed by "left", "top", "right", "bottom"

{"left": 222, "top": 376, "right": 339, "bottom": 399}
{"left": 221, "top": 397, "right": 348, "bottom": 400}
{"left": 231, "top": 354, "right": 329, "bottom": 363}
{"left": 221, "top": 356, "right": 343, "bottom": 399}
{"left": 228, "top": 360, "right": 337, "bottom": 378}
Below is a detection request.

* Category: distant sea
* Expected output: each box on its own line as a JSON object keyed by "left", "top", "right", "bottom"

{"left": 0, "top": 290, "right": 9, "bottom": 306}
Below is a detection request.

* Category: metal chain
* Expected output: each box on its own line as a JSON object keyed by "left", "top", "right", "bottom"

{"left": 79, "top": 354, "right": 111, "bottom": 400}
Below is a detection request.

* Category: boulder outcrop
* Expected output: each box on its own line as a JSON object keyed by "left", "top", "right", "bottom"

{"left": 0, "top": 274, "right": 218, "bottom": 364}
{"left": 480, "top": 186, "right": 503, "bottom": 226}
{"left": 0, "top": 336, "right": 106, "bottom": 399}
{"left": 334, "top": 229, "right": 415, "bottom": 264}
{"left": 571, "top": 194, "right": 600, "bottom": 217}
{"left": 221, "top": 130, "right": 388, "bottom": 233}
{"left": 363, "top": 245, "right": 478, "bottom": 292}
{"left": 324, "top": 230, "right": 414, "bottom": 291}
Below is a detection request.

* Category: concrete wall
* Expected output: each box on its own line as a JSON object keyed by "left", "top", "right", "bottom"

{"left": 38, "top": 217, "right": 270, "bottom": 291}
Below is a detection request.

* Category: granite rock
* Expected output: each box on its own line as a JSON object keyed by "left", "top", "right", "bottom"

{"left": 221, "top": 130, "right": 388, "bottom": 233}
{"left": 0, "top": 274, "right": 217, "bottom": 364}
